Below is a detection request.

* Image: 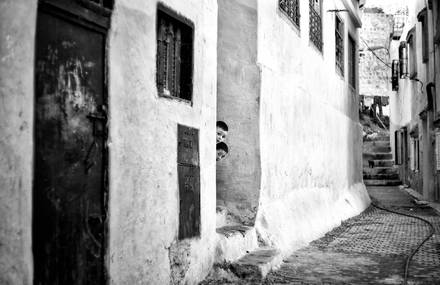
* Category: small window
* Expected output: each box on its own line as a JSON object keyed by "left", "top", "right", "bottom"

{"left": 417, "top": 8, "right": 429, "bottom": 63}
{"left": 348, "top": 35, "right": 356, "bottom": 88}
{"left": 413, "top": 138, "right": 420, "bottom": 171}
{"left": 391, "top": 60, "right": 399, "bottom": 91}
{"left": 279, "top": 0, "right": 301, "bottom": 28}
{"left": 156, "top": 7, "right": 194, "bottom": 102}
{"left": 309, "top": 0, "right": 322, "bottom": 51}
{"left": 335, "top": 15, "right": 344, "bottom": 75}
{"left": 395, "top": 131, "right": 400, "bottom": 165}
{"left": 406, "top": 28, "right": 417, "bottom": 77}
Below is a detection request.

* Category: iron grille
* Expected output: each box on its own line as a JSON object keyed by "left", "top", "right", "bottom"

{"left": 309, "top": 0, "right": 322, "bottom": 51}
{"left": 335, "top": 15, "right": 344, "bottom": 75}
{"left": 279, "top": 0, "right": 300, "bottom": 28}
{"left": 156, "top": 8, "right": 193, "bottom": 101}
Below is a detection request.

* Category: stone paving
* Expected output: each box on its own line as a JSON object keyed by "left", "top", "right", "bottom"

{"left": 200, "top": 186, "right": 440, "bottom": 284}
{"left": 264, "top": 186, "right": 440, "bottom": 285}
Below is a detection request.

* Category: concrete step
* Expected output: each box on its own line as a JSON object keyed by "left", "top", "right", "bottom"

{"left": 215, "top": 225, "right": 258, "bottom": 263}
{"left": 231, "top": 247, "right": 282, "bottom": 280}
{"left": 363, "top": 173, "right": 400, "bottom": 180}
{"left": 364, "top": 179, "right": 401, "bottom": 186}
{"left": 363, "top": 141, "right": 391, "bottom": 153}
{"left": 364, "top": 135, "right": 390, "bottom": 142}
{"left": 363, "top": 166, "right": 398, "bottom": 175}
{"left": 363, "top": 152, "right": 393, "bottom": 161}
{"left": 365, "top": 159, "right": 394, "bottom": 167}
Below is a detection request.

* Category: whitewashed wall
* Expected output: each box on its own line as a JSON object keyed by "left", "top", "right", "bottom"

{"left": 255, "top": 0, "right": 370, "bottom": 254}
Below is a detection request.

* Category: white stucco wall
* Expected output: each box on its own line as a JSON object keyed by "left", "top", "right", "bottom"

{"left": 108, "top": 1, "right": 217, "bottom": 284}
{"left": 389, "top": 0, "right": 434, "bottom": 195}
{"left": 254, "top": 0, "right": 370, "bottom": 254}
{"left": 0, "top": 0, "right": 37, "bottom": 284}
{"left": 216, "top": 0, "right": 261, "bottom": 226}
{"left": 0, "top": 1, "right": 217, "bottom": 284}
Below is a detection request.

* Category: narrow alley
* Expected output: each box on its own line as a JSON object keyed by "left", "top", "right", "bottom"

{"left": 265, "top": 186, "right": 440, "bottom": 284}
{"left": 1, "top": 0, "right": 440, "bottom": 284}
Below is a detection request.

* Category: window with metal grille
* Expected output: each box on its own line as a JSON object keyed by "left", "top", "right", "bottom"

{"left": 391, "top": 60, "right": 399, "bottom": 91}
{"left": 335, "top": 15, "right": 344, "bottom": 75}
{"left": 309, "top": 0, "right": 322, "bottom": 51}
{"left": 348, "top": 35, "right": 356, "bottom": 88}
{"left": 279, "top": 0, "right": 300, "bottom": 28}
{"left": 156, "top": 7, "right": 194, "bottom": 102}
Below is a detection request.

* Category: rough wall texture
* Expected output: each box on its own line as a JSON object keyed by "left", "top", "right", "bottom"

{"left": 0, "top": 1, "right": 217, "bottom": 284}
{"left": 359, "top": 9, "right": 394, "bottom": 97}
{"left": 0, "top": 1, "right": 37, "bottom": 284}
{"left": 216, "top": 0, "right": 261, "bottom": 226}
{"left": 255, "top": 0, "right": 370, "bottom": 254}
{"left": 108, "top": 1, "right": 217, "bottom": 284}
{"left": 389, "top": 0, "right": 436, "bottom": 199}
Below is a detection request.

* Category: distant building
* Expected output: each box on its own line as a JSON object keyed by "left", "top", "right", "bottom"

{"left": 390, "top": 0, "right": 440, "bottom": 201}
{"left": 0, "top": 0, "right": 370, "bottom": 284}
{"left": 359, "top": 7, "right": 394, "bottom": 116}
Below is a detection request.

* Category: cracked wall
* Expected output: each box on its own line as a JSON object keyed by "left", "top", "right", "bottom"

{"left": 0, "top": 0, "right": 217, "bottom": 284}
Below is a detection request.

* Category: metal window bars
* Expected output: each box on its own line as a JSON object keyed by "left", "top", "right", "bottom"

{"left": 309, "top": 0, "right": 322, "bottom": 51}
{"left": 279, "top": 0, "right": 300, "bottom": 28}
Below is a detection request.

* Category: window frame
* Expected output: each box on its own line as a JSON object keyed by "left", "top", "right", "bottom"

{"left": 398, "top": 41, "right": 408, "bottom": 78}
{"left": 391, "top": 59, "right": 399, "bottom": 91}
{"left": 279, "top": 0, "right": 301, "bottom": 29}
{"left": 417, "top": 8, "right": 429, "bottom": 63}
{"left": 406, "top": 27, "right": 417, "bottom": 78}
{"left": 309, "top": 0, "right": 323, "bottom": 52}
{"left": 348, "top": 34, "right": 356, "bottom": 89}
{"left": 156, "top": 4, "right": 194, "bottom": 103}
{"left": 335, "top": 14, "right": 345, "bottom": 76}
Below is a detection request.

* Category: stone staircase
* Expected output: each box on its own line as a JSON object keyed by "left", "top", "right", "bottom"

{"left": 363, "top": 135, "right": 401, "bottom": 186}
{"left": 210, "top": 208, "right": 283, "bottom": 282}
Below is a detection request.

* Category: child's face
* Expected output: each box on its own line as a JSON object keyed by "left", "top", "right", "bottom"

{"left": 216, "top": 127, "right": 227, "bottom": 143}
{"left": 216, "top": 149, "right": 227, "bottom": 161}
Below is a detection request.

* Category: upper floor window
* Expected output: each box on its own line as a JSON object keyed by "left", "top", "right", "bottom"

{"left": 417, "top": 8, "right": 428, "bottom": 63}
{"left": 348, "top": 35, "right": 356, "bottom": 88}
{"left": 309, "top": 0, "right": 322, "bottom": 51}
{"left": 335, "top": 14, "right": 344, "bottom": 75}
{"left": 156, "top": 6, "right": 194, "bottom": 102}
{"left": 391, "top": 59, "right": 399, "bottom": 91}
{"left": 406, "top": 28, "right": 417, "bottom": 78}
{"left": 279, "top": 0, "right": 300, "bottom": 28}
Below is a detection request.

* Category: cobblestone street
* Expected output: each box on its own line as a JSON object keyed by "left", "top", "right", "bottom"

{"left": 264, "top": 186, "right": 440, "bottom": 284}
{"left": 202, "top": 186, "right": 440, "bottom": 284}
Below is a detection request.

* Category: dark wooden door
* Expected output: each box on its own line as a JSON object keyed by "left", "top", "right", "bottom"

{"left": 33, "top": 4, "right": 108, "bottom": 284}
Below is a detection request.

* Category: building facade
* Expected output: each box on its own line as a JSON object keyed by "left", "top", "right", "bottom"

{"left": 0, "top": 0, "right": 369, "bottom": 284}
{"left": 359, "top": 7, "right": 394, "bottom": 117}
{"left": 390, "top": 0, "right": 440, "bottom": 201}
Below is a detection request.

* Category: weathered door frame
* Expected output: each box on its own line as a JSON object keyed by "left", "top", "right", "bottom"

{"left": 33, "top": 0, "right": 111, "bottom": 283}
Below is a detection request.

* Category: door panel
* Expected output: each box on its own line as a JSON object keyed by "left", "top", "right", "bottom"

{"left": 34, "top": 8, "right": 107, "bottom": 285}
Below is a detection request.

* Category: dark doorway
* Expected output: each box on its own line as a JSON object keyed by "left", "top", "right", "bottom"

{"left": 33, "top": 1, "right": 111, "bottom": 284}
